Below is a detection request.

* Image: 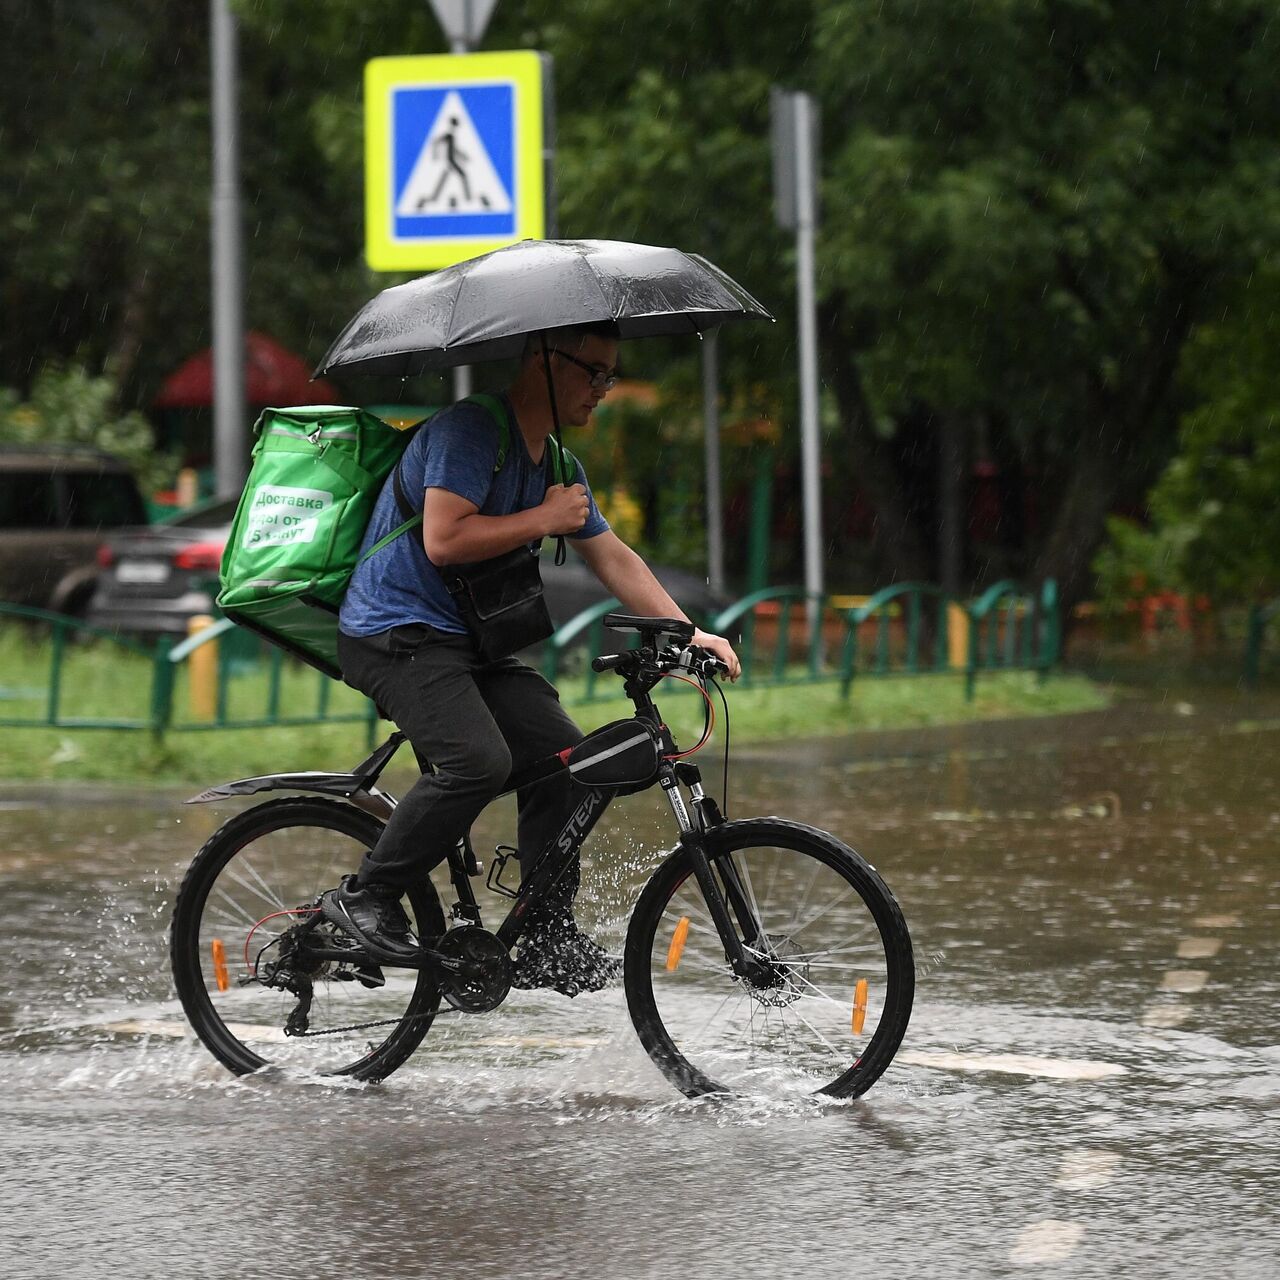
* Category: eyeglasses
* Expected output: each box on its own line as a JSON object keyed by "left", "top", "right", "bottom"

{"left": 552, "top": 348, "right": 618, "bottom": 391}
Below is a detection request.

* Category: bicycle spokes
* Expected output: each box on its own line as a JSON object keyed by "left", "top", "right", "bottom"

{"left": 640, "top": 839, "right": 905, "bottom": 1097}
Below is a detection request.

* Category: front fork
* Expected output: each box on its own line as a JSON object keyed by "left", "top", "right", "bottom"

{"left": 661, "top": 763, "right": 769, "bottom": 985}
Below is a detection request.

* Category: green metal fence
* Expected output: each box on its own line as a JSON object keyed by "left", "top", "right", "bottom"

{"left": 838, "top": 582, "right": 952, "bottom": 696}
{"left": 962, "top": 579, "right": 1062, "bottom": 699}
{"left": 0, "top": 604, "right": 376, "bottom": 739}
{"left": 0, "top": 579, "right": 1062, "bottom": 734}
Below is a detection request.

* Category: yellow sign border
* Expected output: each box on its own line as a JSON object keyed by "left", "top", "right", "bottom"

{"left": 364, "top": 51, "right": 545, "bottom": 272}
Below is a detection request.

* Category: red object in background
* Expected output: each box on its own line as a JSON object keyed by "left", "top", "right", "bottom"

{"left": 173, "top": 541, "right": 225, "bottom": 571}
{"left": 152, "top": 331, "right": 338, "bottom": 409}
{"left": 1131, "top": 590, "right": 1212, "bottom": 634}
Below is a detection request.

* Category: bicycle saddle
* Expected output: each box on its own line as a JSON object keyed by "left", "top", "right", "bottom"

{"left": 603, "top": 613, "right": 695, "bottom": 642}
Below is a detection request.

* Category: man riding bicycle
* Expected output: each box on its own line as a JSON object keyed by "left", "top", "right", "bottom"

{"left": 324, "top": 321, "right": 740, "bottom": 993}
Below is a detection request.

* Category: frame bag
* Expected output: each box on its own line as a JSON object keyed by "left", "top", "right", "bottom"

{"left": 564, "top": 718, "right": 664, "bottom": 794}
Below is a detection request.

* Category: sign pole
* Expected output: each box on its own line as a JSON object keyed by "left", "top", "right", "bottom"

{"left": 210, "top": 0, "right": 246, "bottom": 497}
{"left": 793, "top": 92, "right": 824, "bottom": 632}
{"left": 702, "top": 331, "right": 725, "bottom": 596}
{"left": 440, "top": 4, "right": 480, "bottom": 401}
{"left": 772, "top": 87, "right": 824, "bottom": 634}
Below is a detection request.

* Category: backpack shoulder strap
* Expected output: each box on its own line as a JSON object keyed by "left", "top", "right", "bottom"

{"left": 389, "top": 393, "right": 509, "bottom": 521}
{"left": 460, "top": 392, "right": 578, "bottom": 486}
{"left": 462, "top": 393, "right": 511, "bottom": 474}
{"left": 548, "top": 437, "right": 579, "bottom": 488}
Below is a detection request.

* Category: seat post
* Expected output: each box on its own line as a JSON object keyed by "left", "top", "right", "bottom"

{"left": 446, "top": 832, "right": 482, "bottom": 925}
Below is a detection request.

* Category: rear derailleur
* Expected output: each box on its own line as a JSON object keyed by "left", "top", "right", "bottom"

{"left": 248, "top": 911, "right": 378, "bottom": 1036}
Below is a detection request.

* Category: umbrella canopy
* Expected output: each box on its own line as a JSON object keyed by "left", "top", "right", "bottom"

{"left": 155, "top": 331, "right": 339, "bottom": 408}
{"left": 316, "top": 238, "right": 772, "bottom": 378}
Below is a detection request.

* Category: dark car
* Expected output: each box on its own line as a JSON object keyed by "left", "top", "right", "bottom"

{"left": 0, "top": 446, "right": 147, "bottom": 616}
{"left": 90, "top": 498, "right": 727, "bottom": 641}
{"left": 88, "top": 496, "right": 237, "bottom": 636}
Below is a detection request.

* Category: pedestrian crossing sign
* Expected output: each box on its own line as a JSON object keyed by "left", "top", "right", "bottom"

{"left": 364, "top": 51, "right": 547, "bottom": 271}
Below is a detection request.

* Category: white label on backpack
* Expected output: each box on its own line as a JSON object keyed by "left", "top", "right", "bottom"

{"left": 243, "top": 485, "right": 334, "bottom": 548}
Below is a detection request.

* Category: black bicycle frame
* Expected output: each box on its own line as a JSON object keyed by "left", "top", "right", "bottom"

{"left": 192, "top": 656, "right": 767, "bottom": 981}
{"left": 430, "top": 672, "right": 765, "bottom": 982}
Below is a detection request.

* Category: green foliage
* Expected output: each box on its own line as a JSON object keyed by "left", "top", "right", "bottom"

{"left": 1144, "top": 274, "right": 1280, "bottom": 601}
{"left": 818, "top": 1, "right": 1280, "bottom": 417}
{"left": 1091, "top": 517, "right": 1195, "bottom": 615}
{"left": 0, "top": 364, "right": 176, "bottom": 494}
{"left": 1093, "top": 261, "right": 1280, "bottom": 604}
{"left": 1154, "top": 427, "right": 1280, "bottom": 602}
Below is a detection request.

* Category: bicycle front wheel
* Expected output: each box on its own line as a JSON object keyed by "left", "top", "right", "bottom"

{"left": 171, "top": 797, "right": 444, "bottom": 1081}
{"left": 625, "top": 818, "right": 914, "bottom": 1100}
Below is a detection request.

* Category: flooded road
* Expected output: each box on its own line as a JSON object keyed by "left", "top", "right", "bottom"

{"left": 1, "top": 693, "right": 1277, "bottom": 1278}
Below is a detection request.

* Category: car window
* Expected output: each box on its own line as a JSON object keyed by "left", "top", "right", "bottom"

{"left": 0, "top": 472, "right": 60, "bottom": 529}
{"left": 165, "top": 497, "right": 238, "bottom": 529}
{"left": 63, "top": 472, "right": 147, "bottom": 529}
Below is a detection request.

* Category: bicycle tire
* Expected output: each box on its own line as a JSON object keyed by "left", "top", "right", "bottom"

{"left": 624, "top": 817, "right": 914, "bottom": 1099}
{"left": 171, "top": 796, "right": 444, "bottom": 1082}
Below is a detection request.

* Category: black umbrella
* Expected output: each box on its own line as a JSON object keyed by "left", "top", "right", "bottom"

{"left": 316, "top": 238, "right": 772, "bottom": 378}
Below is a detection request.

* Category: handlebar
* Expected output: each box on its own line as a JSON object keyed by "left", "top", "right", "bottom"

{"left": 590, "top": 644, "right": 728, "bottom": 680}
{"left": 590, "top": 652, "right": 631, "bottom": 674}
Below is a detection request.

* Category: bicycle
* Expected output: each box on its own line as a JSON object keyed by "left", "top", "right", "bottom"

{"left": 170, "top": 614, "right": 914, "bottom": 1100}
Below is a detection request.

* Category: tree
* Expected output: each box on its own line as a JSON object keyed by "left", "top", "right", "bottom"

{"left": 0, "top": 0, "right": 382, "bottom": 411}
{"left": 814, "top": 1, "right": 1280, "bottom": 604}
{"left": 1120, "top": 267, "right": 1280, "bottom": 603}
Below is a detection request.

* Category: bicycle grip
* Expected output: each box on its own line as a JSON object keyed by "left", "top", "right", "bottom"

{"left": 591, "top": 653, "right": 629, "bottom": 673}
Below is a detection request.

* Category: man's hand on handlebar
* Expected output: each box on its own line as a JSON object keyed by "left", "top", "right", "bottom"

{"left": 690, "top": 628, "right": 740, "bottom": 682}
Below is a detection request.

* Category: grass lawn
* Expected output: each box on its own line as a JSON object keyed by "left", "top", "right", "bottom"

{"left": 0, "top": 622, "right": 1108, "bottom": 782}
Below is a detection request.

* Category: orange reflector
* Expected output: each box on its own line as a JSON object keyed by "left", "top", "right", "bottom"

{"left": 852, "top": 978, "right": 868, "bottom": 1035}
{"left": 665, "top": 916, "right": 691, "bottom": 971}
{"left": 211, "top": 938, "right": 229, "bottom": 993}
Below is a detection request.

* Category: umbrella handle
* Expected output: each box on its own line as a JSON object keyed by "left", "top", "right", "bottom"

{"left": 538, "top": 333, "right": 570, "bottom": 567}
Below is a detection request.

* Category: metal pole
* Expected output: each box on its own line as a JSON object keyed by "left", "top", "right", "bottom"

{"left": 794, "top": 93, "right": 824, "bottom": 631}
{"left": 702, "top": 330, "right": 725, "bottom": 595}
{"left": 210, "top": 0, "right": 246, "bottom": 496}
{"left": 450, "top": 10, "right": 472, "bottom": 402}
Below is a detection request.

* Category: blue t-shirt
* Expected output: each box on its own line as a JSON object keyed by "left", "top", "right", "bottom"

{"left": 339, "top": 396, "right": 609, "bottom": 637}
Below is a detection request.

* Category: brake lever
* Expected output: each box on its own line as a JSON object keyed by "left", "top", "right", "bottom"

{"left": 668, "top": 644, "right": 728, "bottom": 681}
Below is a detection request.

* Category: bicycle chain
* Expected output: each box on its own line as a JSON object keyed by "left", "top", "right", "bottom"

{"left": 292, "top": 1008, "right": 453, "bottom": 1037}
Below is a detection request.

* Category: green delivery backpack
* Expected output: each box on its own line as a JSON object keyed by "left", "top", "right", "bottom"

{"left": 216, "top": 396, "right": 574, "bottom": 678}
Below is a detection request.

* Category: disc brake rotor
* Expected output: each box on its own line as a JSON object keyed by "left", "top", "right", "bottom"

{"left": 744, "top": 934, "right": 810, "bottom": 1007}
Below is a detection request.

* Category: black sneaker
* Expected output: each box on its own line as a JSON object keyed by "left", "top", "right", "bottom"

{"left": 321, "top": 875, "right": 419, "bottom": 963}
{"left": 511, "top": 916, "right": 621, "bottom": 998}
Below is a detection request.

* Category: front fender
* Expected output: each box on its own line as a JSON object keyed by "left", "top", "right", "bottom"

{"left": 186, "top": 771, "right": 396, "bottom": 821}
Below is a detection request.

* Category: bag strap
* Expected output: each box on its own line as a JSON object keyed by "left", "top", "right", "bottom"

{"left": 467, "top": 392, "right": 577, "bottom": 486}
{"left": 465, "top": 393, "right": 512, "bottom": 475}
{"left": 358, "top": 509, "right": 422, "bottom": 565}
{"left": 463, "top": 392, "right": 577, "bottom": 568}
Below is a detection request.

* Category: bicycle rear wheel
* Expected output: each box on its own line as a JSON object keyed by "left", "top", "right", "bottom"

{"left": 171, "top": 797, "right": 444, "bottom": 1081}
{"left": 625, "top": 818, "right": 913, "bottom": 1100}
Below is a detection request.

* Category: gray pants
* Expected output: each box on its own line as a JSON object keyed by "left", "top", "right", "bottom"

{"left": 337, "top": 624, "right": 589, "bottom": 906}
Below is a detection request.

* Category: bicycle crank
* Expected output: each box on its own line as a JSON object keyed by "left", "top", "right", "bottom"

{"left": 434, "top": 925, "right": 512, "bottom": 1012}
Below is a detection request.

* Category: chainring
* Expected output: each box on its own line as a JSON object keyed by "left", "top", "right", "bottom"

{"left": 436, "top": 926, "right": 512, "bottom": 1013}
